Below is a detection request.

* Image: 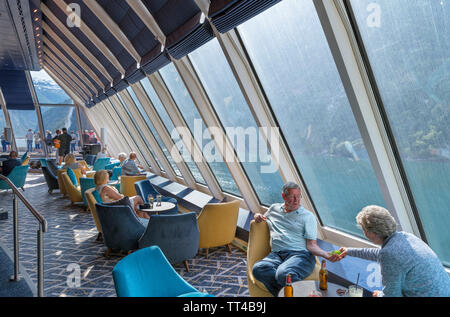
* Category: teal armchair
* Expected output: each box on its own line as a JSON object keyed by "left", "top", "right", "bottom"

{"left": 112, "top": 246, "right": 214, "bottom": 297}
{"left": 0, "top": 165, "right": 29, "bottom": 191}
{"left": 93, "top": 157, "right": 111, "bottom": 171}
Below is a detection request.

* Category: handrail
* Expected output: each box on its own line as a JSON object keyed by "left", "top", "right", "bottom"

{"left": 0, "top": 174, "right": 47, "bottom": 297}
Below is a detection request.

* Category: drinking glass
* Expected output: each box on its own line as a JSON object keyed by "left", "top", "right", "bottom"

{"left": 348, "top": 285, "right": 363, "bottom": 297}
{"left": 156, "top": 194, "right": 162, "bottom": 206}
{"left": 147, "top": 194, "right": 154, "bottom": 208}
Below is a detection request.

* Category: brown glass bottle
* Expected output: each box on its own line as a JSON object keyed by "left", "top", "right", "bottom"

{"left": 319, "top": 260, "right": 328, "bottom": 290}
{"left": 284, "top": 274, "right": 293, "bottom": 297}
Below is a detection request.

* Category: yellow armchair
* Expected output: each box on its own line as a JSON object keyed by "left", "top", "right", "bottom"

{"left": 120, "top": 175, "right": 147, "bottom": 197}
{"left": 61, "top": 172, "right": 82, "bottom": 205}
{"left": 85, "top": 188, "right": 102, "bottom": 241}
{"left": 246, "top": 220, "right": 320, "bottom": 297}
{"left": 197, "top": 200, "right": 241, "bottom": 258}
{"left": 57, "top": 168, "right": 82, "bottom": 196}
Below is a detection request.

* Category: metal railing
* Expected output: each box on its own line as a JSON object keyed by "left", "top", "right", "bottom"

{"left": 0, "top": 175, "right": 47, "bottom": 297}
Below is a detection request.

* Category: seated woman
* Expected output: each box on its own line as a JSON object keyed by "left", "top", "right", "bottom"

{"left": 63, "top": 153, "right": 86, "bottom": 174}
{"left": 94, "top": 170, "right": 147, "bottom": 219}
{"left": 337, "top": 205, "right": 450, "bottom": 297}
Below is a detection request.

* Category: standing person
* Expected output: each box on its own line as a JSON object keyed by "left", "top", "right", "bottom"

{"left": 56, "top": 128, "right": 72, "bottom": 165}
{"left": 1, "top": 133, "right": 6, "bottom": 153}
{"left": 34, "top": 131, "right": 41, "bottom": 153}
{"left": 251, "top": 182, "right": 339, "bottom": 296}
{"left": 46, "top": 130, "right": 53, "bottom": 155}
{"left": 336, "top": 205, "right": 450, "bottom": 297}
{"left": 70, "top": 130, "right": 77, "bottom": 153}
{"left": 82, "top": 130, "right": 90, "bottom": 145}
{"left": 26, "top": 129, "right": 34, "bottom": 153}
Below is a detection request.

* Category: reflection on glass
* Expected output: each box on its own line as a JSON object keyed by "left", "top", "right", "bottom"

{"left": 30, "top": 70, "right": 73, "bottom": 104}
{"left": 238, "top": 0, "right": 386, "bottom": 236}
{"left": 189, "top": 39, "right": 285, "bottom": 206}
{"left": 159, "top": 63, "right": 241, "bottom": 196}
{"left": 350, "top": 0, "right": 450, "bottom": 265}
{"left": 134, "top": 83, "right": 205, "bottom": 184}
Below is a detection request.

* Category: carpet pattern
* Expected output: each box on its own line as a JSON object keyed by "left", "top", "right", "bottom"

{"left": 0, "top": 174, "right": 249, "bottom": 297}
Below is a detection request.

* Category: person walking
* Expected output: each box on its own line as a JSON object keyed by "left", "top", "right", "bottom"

{"left": 26, "top": 129, "right": 34, "bottom": 153}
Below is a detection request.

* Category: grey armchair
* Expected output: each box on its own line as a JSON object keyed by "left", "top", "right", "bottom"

{"left": 95, "top": 203, "right": 148, "bottom": 256}
{"left": 138, "top": 212, "right": 200, "bottom": 272}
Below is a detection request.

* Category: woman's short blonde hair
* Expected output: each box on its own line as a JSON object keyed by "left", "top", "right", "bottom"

{"left": 64, "top": 153, "right": 76, "bottom": 165}
{"left": 356, "top": 205, "right": 397, "bottom": 239}
{"left": 94, "top": 170, "right": 109, "bottom": 186}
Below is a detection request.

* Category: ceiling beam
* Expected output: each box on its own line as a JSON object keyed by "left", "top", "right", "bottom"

{"left": 42, "top": 21, "right": 105, "bottom": 89}
{"left": 83, "top": 0, "right": 142, "bottom": 64}
{"left": 44, "top": 56, "right": 90, "bottom": 101}
{"left": 125, "top": 0, "right": 166, "bottom": 46}
{"left": 52, "top": 0, "right": 126, "bottom": 76}
{"left": 44, "top": 47, "right": 92, "bottom": 97}
{"left": 43, "top": 35, "right": 98, "bottom": 94}
{"left": 40, "top": 2, "right": 114, "bottom": 83}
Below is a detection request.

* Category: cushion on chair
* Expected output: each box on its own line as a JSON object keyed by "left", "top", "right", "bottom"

{"left": 67, "top": 168, "right": 78, "bottom": 187}
{"left": 92, "top": 190, "right": 103, "bottom": 203}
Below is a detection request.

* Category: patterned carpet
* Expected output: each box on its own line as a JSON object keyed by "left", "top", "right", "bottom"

{"left": 0, "top": 173, "right": 249, "bottom": 297}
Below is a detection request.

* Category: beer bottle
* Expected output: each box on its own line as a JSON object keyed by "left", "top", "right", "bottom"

{"left": 319, "top": 260, "right": 328, "bottom": 290}
{"left": 284, "top": 274, "right": 293, "bottom": 297}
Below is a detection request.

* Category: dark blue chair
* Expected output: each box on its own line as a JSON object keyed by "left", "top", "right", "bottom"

{"left": 95, "top": 203, "right": 147, "bottom": 256}
{"left": 46, "top": 159, "right": 60, "bottom": 175}
{"left": 79, "top": 177, "right": 96, "bottom": 208}
{"left": 112, "top": 246, "right": 213, "bottom": 297}
{"left": 39, "top": 158, "right": 48, "bottom": 168}
{"left": 92, "top": 157, "right": 111, "bottom": 171}
{"left": 42, "top": 166, "right": 59, "bottom": 194}
{"left": 85, "top": 154, "right": 96, "bottom": 166}
{"left": 138, "top": 212, "right": 199, "bottom": 272}
{"left": 134, "top": 179, "right": 178, "bottom": 213}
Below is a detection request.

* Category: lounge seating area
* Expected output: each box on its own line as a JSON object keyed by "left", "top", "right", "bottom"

{"left": 28, "top": 157, "right": 248, "bottom": 297}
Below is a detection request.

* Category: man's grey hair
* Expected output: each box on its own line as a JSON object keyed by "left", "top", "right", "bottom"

{"left": 118, "top": 152, "right": 127, "bottom": 160}
{"left": 282, "top": 182, "right": 301, "bottom": 196}
{"left": 356, "top": 205, "right": 397, "bottom": 239}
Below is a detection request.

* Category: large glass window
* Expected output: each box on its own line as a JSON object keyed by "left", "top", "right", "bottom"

{"left": 0, "top": 109, "right": 9, "bottom": 154}
{"left": 107, "top": 97, "right": 152, "bottom": 169}
{"left": 350, "top": 0, "right": 450, "bottom": 265}
{"left": 8, "top": 110, "right": 39, "bottom": 155}
{"left": 133, "top": 83, "right": 205, "bottom": 184}
{"left": 30, "top": 70, "right": 73, "bottom": 104}
{"left": 127, "top": 87, "right": 182, "bottom": 175}
{"left": 159, "top": 63, "right": 241, "bottom": 197}
{"left": 238, "top": 0, "right": 386, "bottom": 236}
{"left": 189, "top": 39, "right": 285, "bottom": 206}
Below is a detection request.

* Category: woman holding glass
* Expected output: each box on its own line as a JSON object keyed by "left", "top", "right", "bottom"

{"left": 337, "top": 205, "right": 450, "bottom": 297}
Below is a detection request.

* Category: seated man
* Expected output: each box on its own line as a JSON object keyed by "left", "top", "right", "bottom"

{"left": 121, "top": 152, "right": 144, "bottom": 176}
{"left": 252, "top": 182, "right": 339, "bottom": 296}
{"left": 117, "top": 152, "right": 127, "bottom": 167}
{"left": 0, "top": 151, "right": 22, "bottom": 177}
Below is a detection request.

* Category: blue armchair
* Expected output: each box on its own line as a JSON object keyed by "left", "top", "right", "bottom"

{"left": 138, "top": 212, "right": 200, "bottom": 272}
{"left": 39, "top": 158, "right": 48, "bottom": 168}
{"left": 105, "top": 162, "right": 120, "bottom": 170}
{"left": 95, "top": 203, "right": 147, "bottom": 256}
{"left": 92, "top": 157, "right": 111, "bottom": 171}
{"left": 110, "top": 167, "right": 121, "bottom": 181}
{"left": 79, "top": 177, "right": 96, "bottom": 209}
{"left": 41, "top": 166, "right": 59, "bottom": 194}
{"left": 134, "top": 179, "right": 178, "bottom": 213}
{"left": 0, "top": 165, "right": 29, "bottom": 191}
{"left": 112, "top": 246, "right": 213, "bottom": 297}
